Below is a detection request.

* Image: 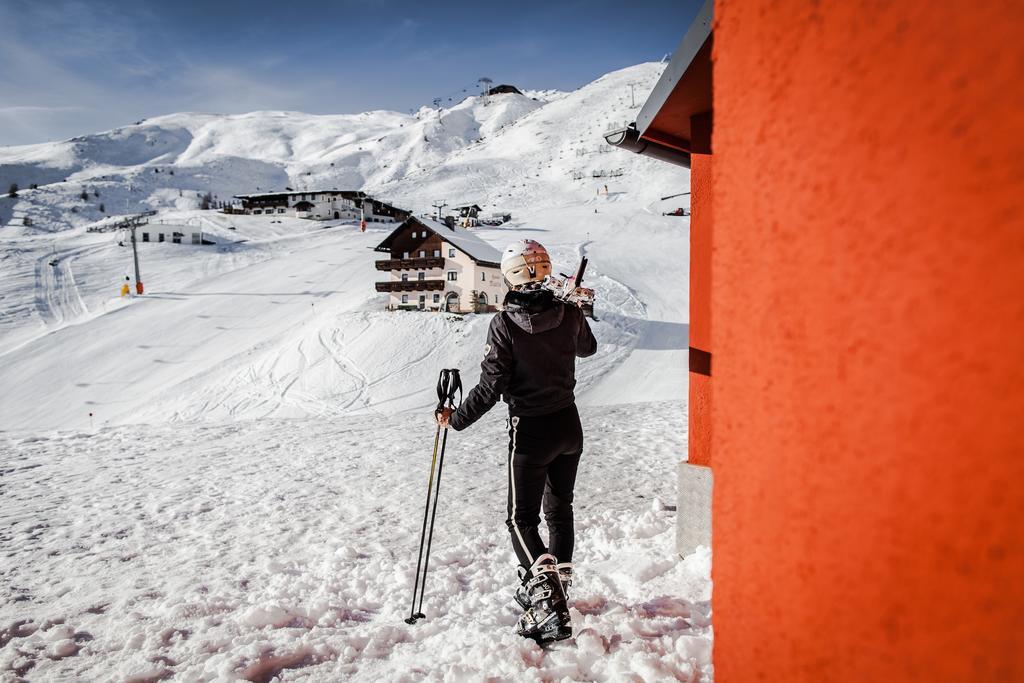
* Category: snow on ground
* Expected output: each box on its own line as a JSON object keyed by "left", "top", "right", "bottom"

{"left": 0, "top": 60, "right": 707, "bottom": 681}
{"left": 0, "top": 402, "right": 708, "bottom": 682}
{"left": 0, "top": 203, "right": 687, "bottom": 431}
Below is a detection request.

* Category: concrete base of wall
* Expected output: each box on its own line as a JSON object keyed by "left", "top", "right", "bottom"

{"left": 677, "top": 461, "right": 712, "bottom": 558}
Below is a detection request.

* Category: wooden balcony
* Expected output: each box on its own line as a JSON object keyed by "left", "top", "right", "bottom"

{"left": 375, "top": 257, "right": 444, "bottom": 271}
{"left": 375, "top": 279, "right": 446, "bottom": 293}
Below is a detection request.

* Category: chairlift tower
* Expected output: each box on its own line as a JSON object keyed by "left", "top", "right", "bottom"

{"left": 628, "top": 81, "right": 641, "bottom": 108}
{"left": 130, "top": 223, "right": 144, "bottom": 295}
{"left": 431, "top": 200, "right": 448, "bottom": 221}
{"left": 478, "top": 77, "right": 493, "bottom": 106}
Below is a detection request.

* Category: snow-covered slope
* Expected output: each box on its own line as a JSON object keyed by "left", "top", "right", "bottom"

{"left": 0, "top": 64, "right": 680, "bottom": 235}
{"left": 0, "top": 63, "right": 705, "bottom": 681}
{"left": 0, "top": 61, "right": 690, "bottom": 432}
{"left": 0, "top": 90, "right": 549, "bottom": 234}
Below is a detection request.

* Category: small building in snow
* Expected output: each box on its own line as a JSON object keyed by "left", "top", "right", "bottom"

{"left": 374, "top": 216, "right": 506, "bottom": 313}
{"left": 453, "top": 204, "right": 481, "bottom": 218}
{"left": 486, "top": 84, "right": 524, "bottom": 96}
{"left": 449, "top": 204, "right": 483, "bottom": 227}
{"left": 233, "top": 190, "right": 410, "bottom": 223}
{"left": 139, "top": 228, "right": 224, "bottom": 245}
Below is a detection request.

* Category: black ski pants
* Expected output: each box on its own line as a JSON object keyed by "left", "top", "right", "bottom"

{"left": 506, "top": 403, "right": 583, "bottom": 569}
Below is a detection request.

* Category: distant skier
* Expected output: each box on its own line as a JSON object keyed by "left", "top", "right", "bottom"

{"left": 436, "top": 239, "right": 597, "bottom": 644}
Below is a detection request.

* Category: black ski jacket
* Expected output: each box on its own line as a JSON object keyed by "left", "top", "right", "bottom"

{"left": 449, "top": 289, "right": 597, "bottom": 431}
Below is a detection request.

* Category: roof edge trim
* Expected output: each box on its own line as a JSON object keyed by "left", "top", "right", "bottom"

{"left": 636, "top": 0, "right": 713, "bottom": 135}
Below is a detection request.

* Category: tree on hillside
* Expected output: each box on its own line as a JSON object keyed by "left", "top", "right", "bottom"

{"left": 94, "top": 189, "right": 100, "bottom": 198}
{"left": 200, "top": 192, "right": 214, "bottom": 210}
{"left": 80, "top": 189, "right": 89, "bottom": 201}
{"left": 99, "top": 203, "right": 105, "bottom": 213}
{"left": 8, "top": 183, "right": 18, "bottom": 198}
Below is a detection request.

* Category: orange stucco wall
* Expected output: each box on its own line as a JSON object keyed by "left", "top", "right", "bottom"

{"left": 711, "top": 0, "right": 1024, "bottom": 680}
{"left": 688, "top": 112, "right": 713, "bottom": 467}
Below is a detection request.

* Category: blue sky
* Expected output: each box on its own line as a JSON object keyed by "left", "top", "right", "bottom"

{"left": 0, "top": 0, "right": 700, "bottom": 147}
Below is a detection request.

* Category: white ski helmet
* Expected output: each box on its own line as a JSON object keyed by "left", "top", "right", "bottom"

{"left": 501, "top": 239, "right": 551, "bottom": 287}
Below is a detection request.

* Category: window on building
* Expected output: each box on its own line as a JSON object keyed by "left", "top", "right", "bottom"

{"left": 433, "top": 249, "right": 441, "bottom": 257}
{"left": 403, "top": 251, "right": 409, "bottom": 259}
{"left": 401, "top": 294, "right": 408, "bottom": 304}
{"left": 411, "top": 231, "right": 417, "bottom": 238}
{"left": 278, "top": 208, "right": 285, "bottom": 214}
{"left": 401, "top": 273, "right": 408, "bottom": 282}
{"left": 481, "top": 272, "right": 486, "bottom": 282}
{"left": 158, "top": 233, "right": 165, "bottom": 242}
{"left": 142, "top": 233, "right": 149, "bottom": 242}
{"left": 447, "top": 271, "right": 457, "bottom": 281}
{"left": 254, "top": 209, "right": 262, "bottom": 215}
{"left": 433, "top": 293, "right": 440, "bottom": 303}
{"left": 418, "top": 272, "right": 425, "bottom": 281}
{"left": 448, "top": 248, "right": 456, "bottom": 258}
{"left": 419, "top": 250, "right": 426, "bottom": 258}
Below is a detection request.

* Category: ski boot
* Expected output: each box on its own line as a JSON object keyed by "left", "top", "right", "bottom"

{"left": 515, "top": 561, "right": 573, "bottom": 609}
{"left": 515, "top": 554, "right": 571, "bottom": 644}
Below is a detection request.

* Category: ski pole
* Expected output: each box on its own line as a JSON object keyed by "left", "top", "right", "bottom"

{"left": 415, "top": 369, "right": 462, "bottom": 619}
{"left": 405, "top": 421, "right": 441, "bottom": 624}
{"left": 406, "top": 368, "right": 462, "bottom": 624}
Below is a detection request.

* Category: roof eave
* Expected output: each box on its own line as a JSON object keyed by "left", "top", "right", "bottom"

{"left": 635, "top": 0, "right": 713, "bottom": 136}
{"left": 605, "top": 0, "right": 713, "bottom": 167}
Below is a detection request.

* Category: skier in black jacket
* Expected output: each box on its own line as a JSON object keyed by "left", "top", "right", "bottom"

{"left": 436, "top": 239, "right": 597, "bottom": 643}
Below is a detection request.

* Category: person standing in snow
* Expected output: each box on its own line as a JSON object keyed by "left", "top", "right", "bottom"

{"left": 436, "top": 239, "right": 597, "bottom": 644}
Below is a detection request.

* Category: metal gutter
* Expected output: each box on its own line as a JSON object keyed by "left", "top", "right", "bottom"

{"left": 604, "top": 125, "right": 692, "bottom": 168}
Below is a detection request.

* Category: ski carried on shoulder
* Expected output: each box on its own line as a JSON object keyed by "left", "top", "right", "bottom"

{"left": 540, "top": 255, "right": 597, "bottom": 319}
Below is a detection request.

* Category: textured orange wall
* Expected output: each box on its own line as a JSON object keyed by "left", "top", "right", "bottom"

{"left": 711, "top": 0, "right": 1024, "bottom": 680}
{"left": 689, "top": 113, "right": 713, "bottom": 467}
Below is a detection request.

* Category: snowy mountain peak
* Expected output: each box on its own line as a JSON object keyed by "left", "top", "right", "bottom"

{"left": 0, "top": 62, "right": 677, "bottom": 235}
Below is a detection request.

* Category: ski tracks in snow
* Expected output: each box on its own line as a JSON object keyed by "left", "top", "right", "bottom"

{"left": 32, "top": 246, "right": 92, "bottom": 329}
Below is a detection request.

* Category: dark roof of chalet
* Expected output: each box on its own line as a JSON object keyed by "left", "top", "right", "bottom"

{"left": 486, "top": 84, "right": 523, "bottom": 96}
{"left": 454, "top": 204, "right": 482, "bottom": 211}
{"left": 374, "top": 216, "right": 502, "bottom": 267}
{"left": 293, "top": 200, "right": 315, "bottom": 210}
{"left": 603, "top": 0, "right": 712, "bottom": 167}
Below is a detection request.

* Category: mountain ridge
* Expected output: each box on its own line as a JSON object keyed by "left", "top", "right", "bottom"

{"left": 0, "top": 62, "right": 678, "bottom": 234}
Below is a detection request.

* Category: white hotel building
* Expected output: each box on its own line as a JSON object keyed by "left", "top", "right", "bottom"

{"left": 374, "top": 217, "right": 506, "bottom": 313}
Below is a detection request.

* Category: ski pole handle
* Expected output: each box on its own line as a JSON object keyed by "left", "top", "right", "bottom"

{"left": 435, "top": 370, "right": 448, "bottom": 412}
{"left": 435, "top": 368, "right": 463, "bottom": 414}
